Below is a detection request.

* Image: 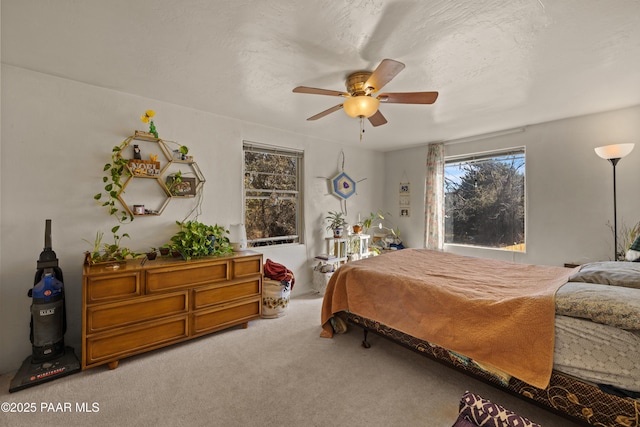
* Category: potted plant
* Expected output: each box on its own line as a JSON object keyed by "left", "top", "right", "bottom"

{"left": 140, "top": 109, "right": 159, "bottom": 138}
{"left": 206, "top": 223, "right": 233, "bottom": 255}
{"left": 84, "top": 226, "right": 139, "bottom": 264}
{"left": 362, "top": 211, "right": 386, "bottom": 234}
{"left": 169, "top": 220, "right": 233, "bottom": 261}
{"left": 146, "top": 248, "right": 158, "bottom": 260}
{"left": 325, "top": 211, "right": 347, "bottom": 238}
{"left": 171, "top": 244, "right": 182, "bottom": 258}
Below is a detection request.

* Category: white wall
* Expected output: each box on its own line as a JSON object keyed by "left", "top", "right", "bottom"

{"left": 0, "top": 65, "right": 385, "bottom": 373}
{"left": 383, "top": 106, "right": 640, "bottom": 266}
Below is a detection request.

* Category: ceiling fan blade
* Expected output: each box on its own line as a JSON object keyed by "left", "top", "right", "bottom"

{"left": 368, "top": 110, "right": 388, "bottom": 127}
{"left": 378, "top": 91, "right": 439, "bottom": 104}
{"left": 307, "top": 104, "right": 344, "bottom": 121}
{"left": 364, "top": 59, "right": 405, "bottom": 93}
{"left": 293, "top": 86, "right": 348, "bottom": 97}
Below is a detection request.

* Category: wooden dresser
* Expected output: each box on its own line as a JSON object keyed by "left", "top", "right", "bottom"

{"left": 82, "top": 251, "right": 263, "bottom": 370}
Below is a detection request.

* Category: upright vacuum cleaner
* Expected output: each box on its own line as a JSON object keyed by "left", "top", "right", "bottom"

{"left": 9, "top": 219, "right": 81, "bottom": 392}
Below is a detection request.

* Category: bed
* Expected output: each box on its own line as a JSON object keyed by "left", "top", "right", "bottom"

{"left": 320, "top": 249, "right": 640, "bottom": 426}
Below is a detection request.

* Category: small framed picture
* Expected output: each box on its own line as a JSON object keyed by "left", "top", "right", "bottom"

{"left": 400, "top": 207, "right": 411, "bottom": 217}
{"left": 399, "top": 182, "right": 410, "bottom": 194}
{"left": 399, "top": 195, "right": 410, "bottom": 206}
{"left": 166, "top": 176, "right": 196, "bottom": 196}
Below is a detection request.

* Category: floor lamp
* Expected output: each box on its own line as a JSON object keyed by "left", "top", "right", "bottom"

{"left": 594, "top": 143, "right": 635, "bottom": 260}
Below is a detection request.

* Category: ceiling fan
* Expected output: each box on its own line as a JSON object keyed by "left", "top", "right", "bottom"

{"left": 292, "top": 59, "right": 438, "bottom": 127}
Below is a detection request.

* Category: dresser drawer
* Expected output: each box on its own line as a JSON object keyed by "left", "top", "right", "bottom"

{"left": 146, "top": 261, "right": 230, "bottom": 293}
{"left": 85, "top": 315, "right": 188, "bottom": 366}
{"left": 192, "top": 299, "right": 261, "bottom": 336}
{"left": 232, "top": 256, "right": 263, "bottom": 278}
{"left": 192, "top": 278, "right": 261, "bottom": 310}
{"left": 86, "top": 291, "right": 188, "bottom": 333}
{"left": 85, "top": 271, "right": 142, "bottom": 304}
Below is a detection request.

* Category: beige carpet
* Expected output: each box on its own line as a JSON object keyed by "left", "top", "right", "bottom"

{"left": 0, "top": 293, "right": 580, "bottom": 427}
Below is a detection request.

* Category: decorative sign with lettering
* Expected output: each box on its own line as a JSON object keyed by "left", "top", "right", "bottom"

{"left": 128, "top": 159, "right": 160, "bottom": 176}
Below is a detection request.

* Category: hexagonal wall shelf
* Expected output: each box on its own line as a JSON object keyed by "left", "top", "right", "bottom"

{"left": 118, "top": 173, "right": 172, "bottom": 217}
{"left": 113, "top": 133, "right": 205, "bottom": 217}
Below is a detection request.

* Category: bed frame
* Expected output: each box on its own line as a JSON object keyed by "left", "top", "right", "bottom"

{"left": 338, "top": 311, "right": 640, "bottom": 427}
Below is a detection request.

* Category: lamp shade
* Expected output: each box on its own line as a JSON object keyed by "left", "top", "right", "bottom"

{"left": 594, "top": 143, "right": 635, "bottom": 160}
{"left": 343, "top": 95, "right": 380, "bottom": 118}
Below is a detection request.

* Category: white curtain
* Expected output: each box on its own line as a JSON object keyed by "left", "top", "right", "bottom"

{"left": 424, "top": 143, "right": 444, "bottom": 250}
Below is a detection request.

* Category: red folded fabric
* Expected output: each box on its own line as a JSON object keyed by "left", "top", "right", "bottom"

{"left": 264, "top": 258, "right": 295, "bottom": 290}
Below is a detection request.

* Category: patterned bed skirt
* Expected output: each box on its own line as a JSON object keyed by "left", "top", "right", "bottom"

{"left": 338, "top": 311, "right": 640, "bottom": 427}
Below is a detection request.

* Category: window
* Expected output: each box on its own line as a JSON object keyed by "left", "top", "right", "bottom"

{"left": 243, "top": 142, "right": 303, "bottom": 246}
{"left": 444, "top": 148, "right": 525, "bottom": 252}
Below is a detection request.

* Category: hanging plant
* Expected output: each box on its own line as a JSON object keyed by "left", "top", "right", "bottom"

{"left": 93, "top": 139, "right": 133, "bottom": 223}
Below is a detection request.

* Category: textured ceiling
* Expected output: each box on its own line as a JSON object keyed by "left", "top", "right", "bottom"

{"left": 3, "top": 0, "right": 640, "bottom": 151}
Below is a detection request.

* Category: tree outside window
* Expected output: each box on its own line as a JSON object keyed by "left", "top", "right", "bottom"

{"left": 243, "top": 143, "right": 303, "bottom": 246}
{"left": 444, "top": 149, "right": 525, "bottom": 252}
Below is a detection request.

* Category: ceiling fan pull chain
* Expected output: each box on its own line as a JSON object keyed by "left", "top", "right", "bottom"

{"left": 360, "top": 117, "right": 364, "bottom": 141}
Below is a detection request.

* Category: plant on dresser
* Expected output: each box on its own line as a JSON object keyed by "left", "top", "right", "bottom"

{"left": 169, "top": 220, "right": 233, "bottom": 261}
{"left": 83, "top": 225, "right": 140, "bottom": 265}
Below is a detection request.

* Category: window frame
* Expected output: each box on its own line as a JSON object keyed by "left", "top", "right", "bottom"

{"left": 443, "top": 147, "right": 526, "bottom": 253}
{"left": 242, "top": 141, "right": 304, "bottom": 247}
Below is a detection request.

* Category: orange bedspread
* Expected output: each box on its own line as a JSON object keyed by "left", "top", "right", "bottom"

{"left": 320, "top": 249, "right": 577, "bottom": 389}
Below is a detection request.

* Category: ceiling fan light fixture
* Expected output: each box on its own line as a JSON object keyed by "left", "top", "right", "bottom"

{"left": 343, "top": 95, "right": 380, "bottom": 118}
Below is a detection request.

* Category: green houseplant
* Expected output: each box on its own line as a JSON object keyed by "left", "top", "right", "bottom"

{"left": 146, "top": 247, "right": 158, "bottom": 260}
{"left": 93, "top": 139, "right": 134, "bottom": 223}
{"left": 166, "top": 170, "right": 183, "bottom": 195}
{"left": 169, "top": 220, "right": 232, "bottom": 261}
{"left": 362, "top": 211, "right": 385, "bottom": 234}
{"left": 84, "top": 226, "right": 139, "bottom": 264}
{"left": 325, "top": 211, "right": 347, "bottom": 238}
